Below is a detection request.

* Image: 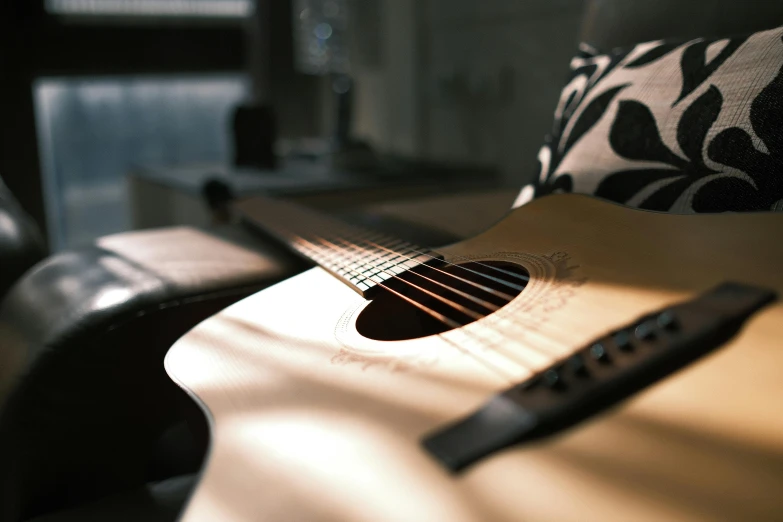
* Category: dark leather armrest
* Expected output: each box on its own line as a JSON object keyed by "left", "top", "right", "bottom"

{"left": 0, "top": 178, "right": 46, "bottom": 301}
{"left": 0, "top": 226, "right": 301, "bottom": 521}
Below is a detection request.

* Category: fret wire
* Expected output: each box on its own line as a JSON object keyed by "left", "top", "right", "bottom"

{"left": 334, "top": 232, "right": 388, "bottom": 257}
{"left": 320, "top": 243, "right": 366, "bottom": 270}
{"left": 308, "top": 236, "right": 397, "bottom": 290}
{"left": 321, "top": 223, "right": 432, "bottom": 269}
{"left": 328, "top": 238, "right": 570, "bottom": 361}
{"left": 309, "top": 240, "right": 358, "bottom": 264}
{"left": 327, "top": 233, "right": 385, "bottom": 262}
{"left": 349, "top": 235, "right": 517, "bottom": 301}
{"left": 345, "top": 224, "right": 533, "bottom": 289}
{"left": 348, "top": 228, "right": 414, "bottom": 253}
{"left": 309, "top": 236, "right": 379, "bottom": 271}
{"left": 257, "top": 202, "right": 455, "bottom": 300}
{"left": 305, "top": 230, "right": 421, "bottom": 279}
{"left": 306, "top": 234, "right": 380, "bottom": 267}
{"left": 324, "top": 232, "right": 430, "bottom": 276}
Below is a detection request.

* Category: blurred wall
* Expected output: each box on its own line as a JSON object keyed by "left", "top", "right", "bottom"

{"left": 351, "top": 0, "right": 585, "bottom": 186}
{"left": 268, "top": 0, "right": 327, "bottom": 139}
{"left": 350, "top": 0, "right": 420, "bottom": 158}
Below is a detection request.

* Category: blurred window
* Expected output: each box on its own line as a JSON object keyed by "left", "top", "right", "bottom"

{"left": 34, "top": 75, "right": 248, "bottom": 250}
{"left": 45, "top": 0, "right": 253, "bottom": 18}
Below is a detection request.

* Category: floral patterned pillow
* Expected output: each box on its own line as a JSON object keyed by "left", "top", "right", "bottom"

{"left": 514, "top": 25, "right": 783, "bottom": 213}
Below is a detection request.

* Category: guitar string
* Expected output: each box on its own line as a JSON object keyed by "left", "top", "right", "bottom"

{"left": 248, "top": 196, "right": 531, "bottom": 286}
{"left": 345, "top": 226, "right": 531, "bottom": 286}
{"left": 265, "top": 209, "right": 589, "bottom": 354}
{"left": 292, "top": 234, "right": 532, "bottom": 376}
{"left": 345, "top": 227, "right": 528, "bottom": 290}
{"left": 311, "top": 224, "right": 520, "bottom": 301}
{"left": 303, "top": 238, "right": 551, "bottom": 379}
{"left": 299, "top": 236, "right": 552, "bottom": 348}
{"left": 293, "top": 216, "right": 594, "bottom": 354}
{"left": 247, "top": 201, "right": 603, "bottom": 378}
{"left": 323, "top": 230, "right": 588, "bottom": 347}
{"left": 301, "top": 228, "right": 621, "bottom": 384}
{"left": 406, "top": 270, "right": 501, "bottom": 312}
{"left": 295, "top": 224, "right": 584, "bottom": 352}
{"left": 303, "top": 233, "right": 598, "bottom": 383}
{"left": 297, "top": 233, "right": 574, "bottom": 373}
{"left": 347, "top": 231, "right": 603, "bottom": 341}
{"left": 360, "top": 280, "right": 523, "bottom": 381}
{"left": 344, "top": 225, "right": 532, "bottom": 283}
{"left": 292, "top": 235, "right": 540, "bottom": 378}
{"left": 314, "top": 221, "right": 528, "bottom": 292}
{"left": 302, "top": 234, "right": 490, "bottom": 323}
{"left": 328, "top": 228, "right": 519, "bottom": 300}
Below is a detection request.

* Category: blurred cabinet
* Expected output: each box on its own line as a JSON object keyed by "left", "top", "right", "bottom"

{"left": 129, "top": 159, "right": 504, "bottom": 230}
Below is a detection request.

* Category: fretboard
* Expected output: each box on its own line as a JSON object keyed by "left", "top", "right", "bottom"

{"left": 236, "top": 196, "right": 443, "bottom": 297}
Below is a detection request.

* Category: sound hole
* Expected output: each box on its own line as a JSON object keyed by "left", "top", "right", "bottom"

{"left": 356, "top": 261, "right": 528, "bottom": 341}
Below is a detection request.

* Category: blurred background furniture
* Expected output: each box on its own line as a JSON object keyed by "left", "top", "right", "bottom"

{"left": 128, "top": 159, "right": 500, "bottom": 230}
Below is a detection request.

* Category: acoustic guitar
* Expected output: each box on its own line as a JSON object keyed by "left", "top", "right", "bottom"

{"left": 165, "top": 194, "right": 783, "bottom": 521}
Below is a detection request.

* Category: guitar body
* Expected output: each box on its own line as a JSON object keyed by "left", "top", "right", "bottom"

{"left": 166, "top": 195, "right": 783, "bottom": 522}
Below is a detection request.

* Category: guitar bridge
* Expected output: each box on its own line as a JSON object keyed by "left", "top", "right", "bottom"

{"left": 422, "top": 282, "right": 777, "bottom": 472}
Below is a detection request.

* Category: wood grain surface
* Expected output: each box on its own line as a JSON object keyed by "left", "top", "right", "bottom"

{"left": 166, "top": 194, "right": 783, "bottom": 522}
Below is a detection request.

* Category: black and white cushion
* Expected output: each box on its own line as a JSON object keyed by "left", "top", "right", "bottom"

{"left": 515, "top": 25, "right": 783, "bottom": 213}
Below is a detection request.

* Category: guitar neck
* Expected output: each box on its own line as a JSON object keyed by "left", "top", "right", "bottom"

{"left": 236, "top": 196, "right": 442, "bottom": 298}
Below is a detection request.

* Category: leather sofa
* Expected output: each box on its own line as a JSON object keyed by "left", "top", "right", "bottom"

{"left": 0, "top": 221, "right": 308, "bottom": 521}
{"left": 0, "top": 177, "right": 46, "bottom": 302}
{"left": 3, "top": 0, "right": 783, "bottom": 520}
